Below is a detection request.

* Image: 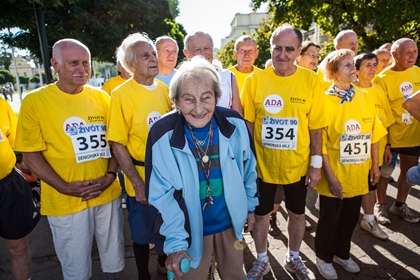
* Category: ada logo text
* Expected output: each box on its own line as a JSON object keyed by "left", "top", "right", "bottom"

{"left": 263, "top": 94, "right": 284, "bottom": 114}
{"left": 345, "top": 120, "right": 361, "bottom": 135}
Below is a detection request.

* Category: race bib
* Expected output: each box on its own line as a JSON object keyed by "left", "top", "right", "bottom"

{"left": 261, "top": 116, "right": 298, "bottom": 150}
{"left": 340, "top": 134, "right": 371, "bottom": 164}
{"left": 64, "top": 117, "right": 111, "bottom": 163}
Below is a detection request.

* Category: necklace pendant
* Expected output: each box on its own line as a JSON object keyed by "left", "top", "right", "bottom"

{"left": 202, "top": 155, "right": 209, "bottom": 163}
{"left": 202, "top": 196, "right": 214, "bottom": 211}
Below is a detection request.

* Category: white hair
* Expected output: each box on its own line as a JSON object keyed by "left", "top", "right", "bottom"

{"left": 169, "top": 56, "right": 221, "bottom": 102}
{"left": 334, "top": 30, "right": 357, "bottom": 49}
{"left": 234, "top": 35, "right": 257, "bottom": 51}
{"left": 183, "top": 31, "right": 213, "bottom": 51}
{"left": 155, "top": 36, "right": 179, "bottom": 52}
{"left": 116, "top": 33, "right": 155, "bottom": 74}
{"left": 52, "top": 38, "right": 91, "bottom": 63}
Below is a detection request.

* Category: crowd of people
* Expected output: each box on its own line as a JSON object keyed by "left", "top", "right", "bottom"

{"left": 0, "top": 22, "right": 419, "bottom": 280}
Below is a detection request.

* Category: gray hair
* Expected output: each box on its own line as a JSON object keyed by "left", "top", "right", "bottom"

{"left": 270, "top": 24, "right": 303, "bottom": 48}
{"left": 234, "top": 35, "right": 257, "bottom": 51}
{"left": 155, "top": 36, "right": 179, "bottom": 52}
{"left": 169, "top": 56, "right": 221, "bottom": 102}
{"left": 391, "top": 38, "right": 415, "bottom": 54}
{"left": 52, "top": 38, "right": 91, "bottom": 64}
{"left": 183, "top": 31, "right": 213, "bottom": 51}
{"left": 334, "top": 30, "right": 357, "bottom": 49}
{"left": 116, "top": 33, "right": 155, "bottom": 74}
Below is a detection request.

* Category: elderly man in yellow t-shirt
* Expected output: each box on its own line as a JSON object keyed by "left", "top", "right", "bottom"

{"left": 15, "top": 39, "right": 124, "bottom": 280}
{"left": 108, "top": 33, "right": 172, "bottom": 279}
{"left": 374, "top": 38, "right": 420, "bottom": 224}
{"left": 228, "top": 35, "right": 261, "bottom": 94}
{"left": 243, "top": 24, "right": 327, "bottom": 280}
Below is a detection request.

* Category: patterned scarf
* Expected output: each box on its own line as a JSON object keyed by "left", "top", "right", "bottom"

{"left": 327, "top": 84, "right": 356, "bottom": 104}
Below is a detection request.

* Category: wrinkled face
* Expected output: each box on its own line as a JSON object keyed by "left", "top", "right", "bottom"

{"left": 357, "top": 58, "right": 377, "bottom": 83}
{"left": 297, "top": 45, "right": 320, "bottom": 70}
{"left": 157, "top": 40, "right": 178, "bottom": 70}
{"left": 176, "top": 74, "right": 216, "bottom": 128}
{"left": 184, "top": 35, "right": 213, "bottom": 62}
{"left": 394, "top": 41, "right": 418, "bottom": 70}
{"left": 337, "top": 33, "right": 359, "bottom": 53}
{"left": 271, "top": 31, "right": 301, "bottom": 74}
{"left": 53, "top": 45, "right": 91, "bottom": 88}
{"left": 334, "top": 55, "right": 356, "bottom": 84}
{"left": 235, "top": 41, "right": 259, "bottom": 68}
{"left": 376, "top": 51, "right": 391, "bottom": 73}
{"left": 131, "top": 42, "right": 158, "bottom": 79}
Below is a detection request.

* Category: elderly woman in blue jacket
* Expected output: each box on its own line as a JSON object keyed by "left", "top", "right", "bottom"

{"left": 145, "top": 56, "right": 258, "bottom": 279}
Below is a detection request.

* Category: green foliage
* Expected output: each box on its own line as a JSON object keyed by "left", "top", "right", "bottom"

{"left": 0, "top": 69, "right": 15, "bottom": 84}
{"left": 251, "top": 0, "right": 420, "bottom": 54}
{"left": 0, "top": 50, "right": 12, "bottom": 70}
{"left": 217, "top": 40, "right": 235, "bottom": 68}
{"left": 0, "top": 0, "right": 186, "bottom": 62}
{"left": 30, "top": 75, "right": 40, "bottom": 83}
{"left": 19, "top": 75, "right": 29, "bottom": 84}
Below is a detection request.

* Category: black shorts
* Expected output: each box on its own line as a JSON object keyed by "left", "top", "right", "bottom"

{"left": 391, "top": 146, "right": 420, "bottom": 156}
{"left": 255, "top": 177, "right": 307, "bottom": 216}
{"left": 0, "top": 169, "right": 40, "bottom": 240}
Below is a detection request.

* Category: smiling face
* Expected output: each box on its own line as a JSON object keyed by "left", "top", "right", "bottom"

{"left": 52, "top": 45, "right": 91, "bottom": 90}
{"left": 130, "top": 42, "right": 158, "bottom": 80}
{"left": 357, "top": 57, "right": 378, "bottom": 83}
{"left": 271, "top": 30, "right": 301, "bottom": 75}
{"left": 176, "top": 73, "right": 216, "bottom": 128}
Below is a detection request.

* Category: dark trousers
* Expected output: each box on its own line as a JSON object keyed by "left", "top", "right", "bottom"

{"left": 315, "top": 195, "right": 362, "bottom": 262}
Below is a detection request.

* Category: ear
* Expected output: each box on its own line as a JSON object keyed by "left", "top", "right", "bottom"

{"left": 50, "top": 57, "right": 59, "bottom": 73}
{"left": 183, "top": 49, "right": 191, "bottom": 59}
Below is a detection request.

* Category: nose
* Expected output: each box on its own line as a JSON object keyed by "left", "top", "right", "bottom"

{"left": 194, "top": 100, "right": 205, "bottom": 115}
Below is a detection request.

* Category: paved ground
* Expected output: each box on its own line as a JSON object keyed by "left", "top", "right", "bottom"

{"left": 1, "top": 168, "right": 419, "bottom": 280}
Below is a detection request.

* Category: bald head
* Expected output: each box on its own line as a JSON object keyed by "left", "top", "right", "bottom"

{"left": 391, "top": 38, "right": 418, "bottom": 70}
{"left": 334, "top": 30, "right": 358, "bottom": 53}
{"left": 52, "top": 39, "right": 91, "bottom": 64}
{"left": 51, "top": 38, "right": 91, "bottom": 92}
{"left": 270, "top": 24, "right": 303, "bottom": 48}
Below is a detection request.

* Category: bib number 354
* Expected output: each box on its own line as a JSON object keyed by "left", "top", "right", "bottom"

{"left": 261, "top": 117, "right": 298, "bottom": 150}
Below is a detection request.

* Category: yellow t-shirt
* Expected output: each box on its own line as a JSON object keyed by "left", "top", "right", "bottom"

{"left": 102, "top": 75, "right": 126, "bottom": 95}
{"left": 229, "top": 65, "right": 262, "bottom": 96}
{"left": 242, "top": 66, "right": 328, "bottom": 184}
{"left": 374, "top": 66, "right": 420, "bottom": 148}
{"left": 15, "top": 84, "right": 121, "bottom": 216}
{"left": 107, "top": 78, "right": 171, "bottom": 197}
{"left": 0, "top": 99, "right": 17, "bottom": 180}
{"left": 316, "top": 88, "right": 387, "bottom": 198}
{"left": 361, "top": 84, "right": 395, "bottom": 166}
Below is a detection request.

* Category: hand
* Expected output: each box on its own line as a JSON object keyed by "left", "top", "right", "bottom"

{"left": 328, "top": 179, "right": 343, "bottom": 199}
{"left": 244, "top": 213, "right": 255, "bottom": 232}
{"left": 59, "top": 181, "right": 102, "bottom": 200}
{"left": 166, "top": 251, "right": 189, "bottom": 279}
{"left": 306, "top": 167, "right": 322, "bottom": 188}
{"left": 134, "top": 182, "right": 147, "bottom": 204}
{"left": 384, "top": 145, "right": 392, "bottom": 165}
{"left": 80, "top": 173, "right": 116, "bottom": 201}
{"left": 370, "top": 165, "right": 381, "bottom": 185}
